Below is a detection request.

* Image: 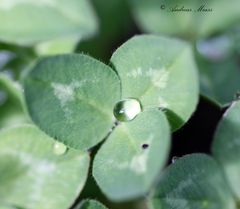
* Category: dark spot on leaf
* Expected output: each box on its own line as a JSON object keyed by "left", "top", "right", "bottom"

{"left": 142, "top": 144, "right": 149, "bottom": 149}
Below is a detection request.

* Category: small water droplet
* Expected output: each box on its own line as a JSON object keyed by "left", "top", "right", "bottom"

{"left": 53, "top": 142, "right": 68, "bottom": 155}
{"left": 171, "top": 156, "right": 179, "bottom": 163}
{"left": 113, "top": 98, "right": 142, "bottom": 122}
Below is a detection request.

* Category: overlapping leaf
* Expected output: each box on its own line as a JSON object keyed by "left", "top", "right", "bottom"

{"left": 110, "top": 35, "right": 199, "bottom": 130}
{"left": 0, "top": 0, "right": 98, "bottom": 45}
{"left": 149, "top": 154, "right": 236, "bottom": 209}
{"left": 130, "top": 0, "right": 240, "bottom": 39}
{"left": 0, "top": 125, "right": 90, "bottom": 209}
{"left": 24, "top": 54, "right": 121, "bottom": 150}
{"left": 212, "top": 101, "right": 240, "bottom": 200}
{"left": 75, "top": 200, "right": 108, "bottom": 209}
{"left": 93, "top": 110, "right": 170, "bottom": 201}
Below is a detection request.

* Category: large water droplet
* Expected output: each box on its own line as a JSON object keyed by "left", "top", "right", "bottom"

{"left": 53, "top": 142, "right": 68, "bottom": 155}
{"left": 113, "top": 98, "right": 142, "bottom": 122}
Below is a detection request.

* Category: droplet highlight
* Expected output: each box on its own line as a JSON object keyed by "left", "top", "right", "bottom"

{"left": 53, "top": 141, "right": 68, "bottom": 155}
{"left": 113, "top": 98, "right": 142, "bottom": 122}
{"left": 171, "top": 156, "right": 179, "bottom": 163}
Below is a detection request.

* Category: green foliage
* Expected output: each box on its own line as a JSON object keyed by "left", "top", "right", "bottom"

{"left": 1, "top": 1, "right": 239, "bottom": 207}
{"left": 0, "top": 74, "right": 29, "bottom": 128}
{"left": 0, "top": 125, "right": 90, "bottom": 209}
{"left": 23, "top": 35, "right": 198, "bottom": 202}
{"left": 111, "top": 35, "right": 199, "bottom": 130}
{"left": 130, "top": 0, "right": 240, "bottom": 39}
{"left": 0, "top": 0, "right": 98, "bottom": 46}
{"left": 150, "top": 101, "right": 240, "bottom": 209}
{"left": 212, "top": 101, "right": 240, "bottom": 201}
{"left": 93, "top": 110, "right": 170, "bottom": 201}
{"left": 24, "top": 54, "right": 120, "bottom": 150}
{"left": 195, "top": 28, "right": 240, "bottom": 106}
{"left": 149, "top": 154, "right": 236, "bottom": 209}
{"left": 76, "top": 200, "right": 108, "bottom": 209}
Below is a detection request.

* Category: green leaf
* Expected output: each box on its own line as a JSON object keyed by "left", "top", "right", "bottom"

{"left": 195, "top": 34, "right": 240, "bottom": 106}
{"left": 0, "top": 74, "right": 24, "bottom": 106}
{"left": 197, "top": 55, "right": 240, "bottom": 106}
{"left": 0, "top": 100, "right": 28, "bottom": 129}
{"left": 130, "top": 0, "right": 240, "bottom": 39}
{"left": 24, "top": 54, "right": 121, "bottom": 150}
{"left": 0, "top": 74, "right": 29, "bottom": 129}
{"left": 212, "top": 101, "right": 240, "bottom": 201}
{"left": 0, "top": 0, "right": 98, "bottom": 45}
{"left": 35, "top": 36, "right": 79, "bottom": 55}
{"left": 93, "top": 110, "right": 170, "bottom": 201}
{"left": 75, "top": 200, "right": 108, "bottom": 209}
{"left": 0, "top": 125, "right": 90, "bottom": 209}
{"left": 110, "top": 35, "right": 199, "bottom": 130}
{"left": 149, "top": 154, "right": 236, "bottom": 209}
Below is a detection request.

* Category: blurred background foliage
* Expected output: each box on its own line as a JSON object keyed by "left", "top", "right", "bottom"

{"left": 0, "top": 0, "right": 240, "bottom": 208}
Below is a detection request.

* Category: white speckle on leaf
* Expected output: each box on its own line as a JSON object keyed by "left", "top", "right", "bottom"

{"left": 126, "top": 67, "right": 169, "bottom": 89}
{"left": 106, "top": 135, "right": 153, "bottom": 175}
{"left": 130, "top": 152, "right": 148, "bottom": 174}
{"left": 51, "top": 79, "right": 99, "bottom": 119}
{"left": 52, "top": 83, "right": 75, "bottom": 106}
{"left": 129, "top": 135, "right": 153, "bottom": 174}
{"left": 17, "top": 152, "right": 56, "bottom": 205}
{"left": 126, "top": 67, "right": 143, "bottom": 78}
{"left": 51, "top": 80, "right": 90, "bottom": 119}
{"left": 147, "top": 67, "right": 169, "bottom": 88}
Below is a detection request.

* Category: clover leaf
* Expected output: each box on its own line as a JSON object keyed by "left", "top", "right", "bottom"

{"left": 24, "top": 54, "right": 121, "bottom": 150}
{"left": 75, "top": 200, "right": 108, "bottom": 209}
{"left": 0, "top": 73, "right": 29, "bottom": 128}
{"left": 0, "top": 0, "right": 98, "bottom": 46}
{"left": 93, "top": 110, "right": 170, "bottom": 201}
{"left": 24, "top": 35, "right": 199, "bottom": 200}
{"left": 149, "top": 100, "right": 240, "bottom": 209}
{"left": 149, "top": 154, "right": 236, "bottom": 209}
{"left": 0, "top": 124, "right": 90, "bottom": 209}
{"left": 130, "top": 0, "right": 240, "bottom": 40}
{"left": 212, "top": 100, "right": 240, "bottom": 200}
{"left": 110, "top": 35, "right": 199, "bottom": 130}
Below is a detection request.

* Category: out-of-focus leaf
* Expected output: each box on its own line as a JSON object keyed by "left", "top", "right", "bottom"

{"left": 0, "top": 125, "right": 90, "bottom": 209}
{"left": 0, "top": 0, "right": 98, "bottom": 45}
{"left": 0, "top": 73, "right": 29, "bottom": 129}
{"left": 195, "top": 36, "right": 240, "bottom": 106}
{"left": 212, "top": 101, "right": 240, "bottom": 201}
{"left": 149, "top": 154, "right": 236, "bottom": 209}
{"left": 76, "top": 0, "right": 135, "bottom": 62}
{"left": 130, "top": 0, "right": 240, "bottom": 40}
{"left": 75, "top": 200, "right": 108, "bottom": 209}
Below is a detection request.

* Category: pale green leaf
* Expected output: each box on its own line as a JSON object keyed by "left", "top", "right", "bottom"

{"left": 212, "top": 101, "right": 240, "bottom": 201}
{"left": 130, "top": 0, "right": 240, "bottom": 39}
{"left": 24, "top": 54, "right": 121, "bottom": 150}
{"left": 0, "top": 74, "right": 23, "bottom": 106}
{"left": 75, "top": 199, "right": 108, "bottom": 209}
{"left": 93, "top": 110, "right": 170, "bottom": 201}
{"left": 0, "top": 0, "right": 98, "bottom": 45}
{"left": 110, "top": 35, "right": 199, "bottom": 130}
{"left": 149, "top": 154, "right": 236, "bottom": 209}
{"left": 0, "top": 74, "right": 29, "bottom": 129}
{"left": 0, "top": 125, "right": 90, "bottom": 209}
